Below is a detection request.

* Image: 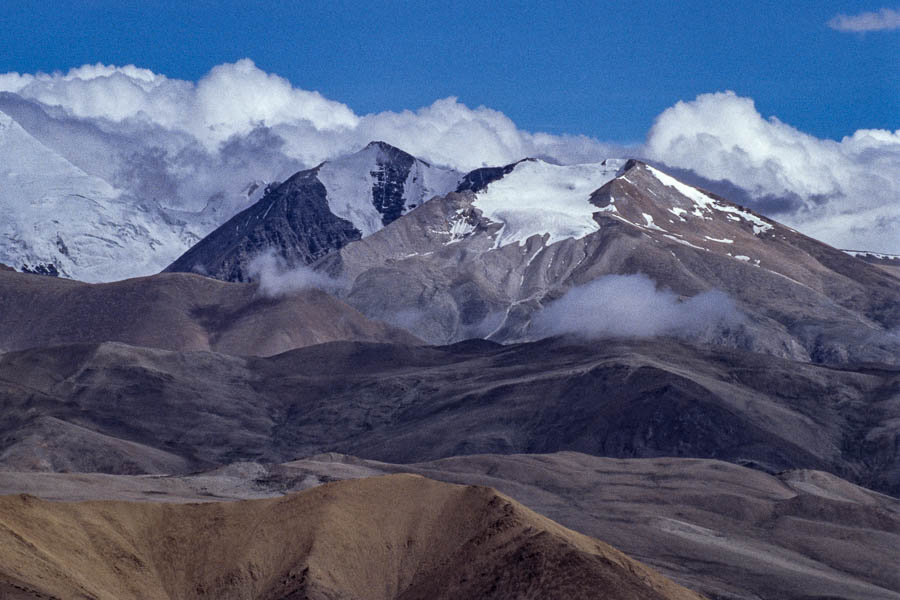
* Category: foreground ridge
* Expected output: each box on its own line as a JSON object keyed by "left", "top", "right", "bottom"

{"left": 0, "top": 474, "right": 703, "bottom": 600}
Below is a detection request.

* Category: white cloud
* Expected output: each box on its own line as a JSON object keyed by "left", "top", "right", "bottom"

{"left": 3, "top": 59, "right": 358, "bottom": 146}
{"left": 644, "top": 91, "right": 900, "bottom": 252}
{"left": 0, "top": 61, "right": 897, "bottom": 254}
{"left": 828, "top": 8, "right": 900, "bottom": 32}
{"left": 531, "top": 274, "right": 743, "bottom": 340}
{"left": 0, "top": 58, "right": 620, "bottom": 170}
{"left": 246, "top": 250, "right": 344, "bottom": 297}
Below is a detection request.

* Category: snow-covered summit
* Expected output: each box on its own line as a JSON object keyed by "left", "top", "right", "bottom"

{"left": 0, "top": 109, "right": 187, "bottom": 282}
{"left": 317, "top": 141, "right": 462, "bottom": 237}
{"left": 0, "top": 109, "right": 266, "bottom": 282}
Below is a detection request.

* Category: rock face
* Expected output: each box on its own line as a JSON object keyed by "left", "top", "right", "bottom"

{"left": 0, "top": 474, "right": 704, "bottom": 600}
{"left": 313, "top": 159, "right": 900, "bottom": 365}
{"left": 0, "top": 269, "right": 419, "bottom": 356}
{"left": 165, "top": 141, "right": 461, "bottom": 281}
{"left": 165, "top": 170, "right": 363, "bottom": 282}
{"left": 2, "top": 337, "right": 898, "bottom": 497}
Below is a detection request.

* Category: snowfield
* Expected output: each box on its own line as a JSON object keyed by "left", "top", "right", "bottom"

{"left": 473, "top": 159, "right": 621, "bottom": 248}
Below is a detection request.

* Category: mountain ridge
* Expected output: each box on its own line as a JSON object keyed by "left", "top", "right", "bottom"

{"left": 2, "top": 335, "right": 897, "bottom": 496}
{"left": 0, "top": 474, "right": 705, "bottom": 600}
{"left": 307, "top": 157, "right": 899, "bottom": 364}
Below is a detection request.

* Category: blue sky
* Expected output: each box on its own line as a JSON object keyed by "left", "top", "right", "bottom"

{"left": 1, "top": 0, "right": 897, "bottom": 142}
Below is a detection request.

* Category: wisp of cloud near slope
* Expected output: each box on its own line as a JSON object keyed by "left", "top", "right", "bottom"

{"left": 247, "top": 250, "right": 343, "bottom": 297}
{"left": 531, "top": 274, "right": 744, "bottom": 341}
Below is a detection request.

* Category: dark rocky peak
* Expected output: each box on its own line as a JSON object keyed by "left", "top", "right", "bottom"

{"left": 165, "top": 165, "right": 361, "bottom": 282}
{"left": 622, "top": 158, "right": 644, "bottom": 172}
{"left": 279, "top": 165, "right": 322, "bottom": 189}
{"left": 455, "top": 158, "right": 535, "bottom": 193}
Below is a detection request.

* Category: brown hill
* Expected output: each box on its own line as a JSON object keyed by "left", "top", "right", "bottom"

{"left": 0, "top": 474, "right": 704, "bottom": 600}
{"left": 0, "top": 269, "right": 419, "bottom": 355}
{"left": 1, "top": 454, "right": 898, "bottom": 600}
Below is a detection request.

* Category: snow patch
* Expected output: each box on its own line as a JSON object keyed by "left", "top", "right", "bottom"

{"left": 641, "top": 213, "right": 666, "bottom": 231}
{"left": 844, "top": 250, "right": 900, "bottom": 261}
{"left": 669, "top": 207, "right": 687, "bottom": 221}
{"left": 403, "top": 157, "right": 461, "bottom": 220}
{"left": 664, "top": 234, "right": 707, "bottom": 251}
{"left": 446, "top": 209, "right": 477, "bottom": 244}
{"left": 317, "top": 148, "right": 387, "bottom": 237}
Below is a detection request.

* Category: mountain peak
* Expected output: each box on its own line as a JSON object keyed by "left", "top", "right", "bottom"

{"left": 317, "top": 143, "right": 461, "bottom": 236}
{"left": 357, "top": 140, "right": 421, "bottom": 164}
{"left": 363, "top": 140, "right": 401, "bottom": 151}
{"left": 584, "top": 161, "right": 780, "bottom": 262}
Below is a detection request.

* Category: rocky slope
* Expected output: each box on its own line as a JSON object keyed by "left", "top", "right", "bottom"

{"left": 0, "top": 269, "right": 418, "bottom": 356}
{"left": 0, "top": 474, "right": 704, "bottom": 600}
{"left": 272, "top": 453, "right": 900, "bottom": 600}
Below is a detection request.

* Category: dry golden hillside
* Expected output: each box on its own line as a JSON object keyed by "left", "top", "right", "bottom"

{"left": 0, "top": 474, "right": 704, "bottom": 600}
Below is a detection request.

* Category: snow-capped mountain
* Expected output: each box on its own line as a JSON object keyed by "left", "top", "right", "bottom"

{"left": 312, "top": 157, "right": 900, "bottom": 365}
{"left": 0, "top": 110, "right": 182, "bottom": 282}
{"left": 165, "top": 141, "right": 463, "bottom": 280}
{"left": 0, "top": 109, "right": 259, "bottom": 282}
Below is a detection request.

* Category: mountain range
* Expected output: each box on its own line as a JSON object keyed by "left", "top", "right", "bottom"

{"left": 1, "top": 135, "right": 898, "bottom": 600}
{"left": 158, "top": 146, "right": 900, "bottom": 366}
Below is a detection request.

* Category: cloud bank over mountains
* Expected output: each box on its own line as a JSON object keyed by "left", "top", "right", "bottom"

{"left": 1, "top": 59, "right": 897, "bottom": 252}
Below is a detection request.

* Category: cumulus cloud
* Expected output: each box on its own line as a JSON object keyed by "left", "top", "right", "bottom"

{"left": 828, "top": 8, "right": 900, "bottom": 32}
{"left": 644, "top": 91, "right": 900, "bottom": 252}
{"left": 246, "top": 250, "right": 344, "bottom": 297}
{"left": 0, "top": 61, "right": 897, "bottom": 253}
{"left": 0, "top": 59, "right": 625, "bottom": 220}
{"left": 0, "top": 59, "right": 621, "bottom": 170}
{"left": 531, "top": 274, "right": 743, "bottom": 340}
